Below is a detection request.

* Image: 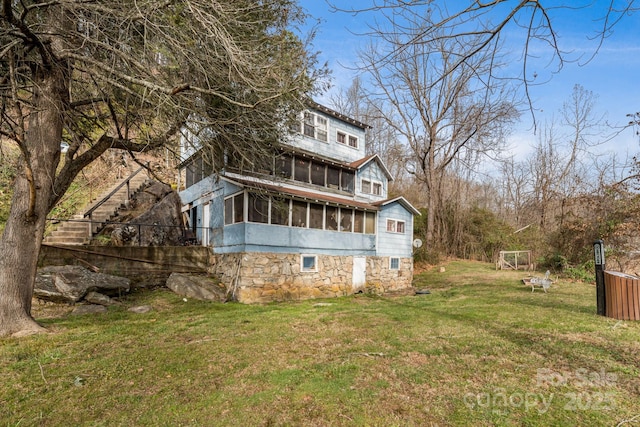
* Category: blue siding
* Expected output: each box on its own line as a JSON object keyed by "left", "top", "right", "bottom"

{"left": 377, "top": 202, "right": 415, "bottom": 258}
{"left": 285, "top": 110, "right": 366, "bottom": 163}
{"left": 179, "top": 103, "right": 416, "bottom": 261}
{"left": 356, "top": 161, "right": 388, "bottom": 202}
{"left": 216, "top": 223, "right": 376, "bottom": 255}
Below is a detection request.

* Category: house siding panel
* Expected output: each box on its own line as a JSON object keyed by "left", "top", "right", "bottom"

{"left": 287, "top": 112, "right": 366, "bottom": 163}
{"left": 241, "top": 224, "right": 376, "bottom": 255}
{"left": 376, "top": 202, "right": 414, "bottom": 258}
{"left": 356, "top": 161, "right": 387, "bottom": 202}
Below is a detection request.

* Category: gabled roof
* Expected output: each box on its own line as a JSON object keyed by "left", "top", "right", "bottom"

{"left": 222, "top": 175, "right": 379, "bottom": 211}
{"left": 348, "top": 154, "right": 393, "bottom": 181}
{"left": 373, "top": 196, "right": 421, "bottom": 216}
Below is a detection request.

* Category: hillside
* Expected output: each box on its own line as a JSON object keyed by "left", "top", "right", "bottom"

{"left": 0, "top": 144, "right": 175, "bottom": 236}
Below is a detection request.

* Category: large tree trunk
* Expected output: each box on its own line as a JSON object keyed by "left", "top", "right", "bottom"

{"left": 0, "top": 67, "right": 66, "bottom": 337}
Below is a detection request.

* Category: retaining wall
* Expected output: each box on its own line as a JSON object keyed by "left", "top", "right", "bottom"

{"left": 39, "top": 245, "right": 414, "bottom": 303}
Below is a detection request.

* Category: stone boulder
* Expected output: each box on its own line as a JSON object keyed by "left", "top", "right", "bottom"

{"left": 35, "top": 265, "right": 130, "bottom": 304}
{"left": 104, "top": 181, "right": 185, "bottom": 246}
{"left": 166, "top": 273, "right": 227, "bottom": 302}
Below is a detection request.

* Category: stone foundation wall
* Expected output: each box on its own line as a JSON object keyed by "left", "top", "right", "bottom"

{"left": 209, "top": 252, "right": 413, "bottom": 304}
{"left": 40, "top": 246, "right": 414, "bottom": 304}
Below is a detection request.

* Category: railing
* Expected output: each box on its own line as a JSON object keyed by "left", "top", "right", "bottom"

{"left": 83, "top": 165, "right": 147, "bottom": 226}
{"left": 45, "top": 217, "right": 203, "bottom": 246}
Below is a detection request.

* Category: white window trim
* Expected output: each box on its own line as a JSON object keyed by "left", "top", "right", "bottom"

{"left": 386, "top": 218, "right": 406, "bottom": 234}
{"left": 301, "top": 111, "right": 328, "bottom": 143}
{"left": 361, "top": 178, "right": 383, "bottom": 196}
{"left": 372, "top": 181, "right": 383, "bottom": 196}
{"left": 224, "top": 191, "right": 245, "bottom": 225}
{"left": 301, "top": 255, "right": 318, "bottom": 272}
{"left": 336, "top": 130, "right": 359, "bottom": 149}
{"left": 389, "top": 257, "right": 400, "bottom": 270}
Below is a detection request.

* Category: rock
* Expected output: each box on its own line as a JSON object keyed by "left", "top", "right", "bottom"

{"left": 84, "top": 291, "right": 118, "bottom": 306}
{"left": 128, "top": 305, "right": 153, "bottom": 314}
{"left": 35, "top": 265, "right": 130, "bottom": 304}
{"left": 132, "top": 189, "right": 184, "bottom": 246}
{"left": 110, "top": 226, "right": 138, "bottom": 246}
{"left": 70, "top": 304, "right": 108, "bottom": 315}
{"left": 94, "top": 181, "right": 185, "bottom": 246}
{"left": 166, "top": 273, "right": 227, "bottom": 302}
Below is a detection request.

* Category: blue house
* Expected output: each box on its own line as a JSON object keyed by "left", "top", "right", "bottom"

{"left": 178, "top": 101, "right": 419, "bottom": 302}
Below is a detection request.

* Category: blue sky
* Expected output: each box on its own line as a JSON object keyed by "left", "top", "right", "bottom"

{"left": 298, "top": 1, "right": 640, "bottom": 166}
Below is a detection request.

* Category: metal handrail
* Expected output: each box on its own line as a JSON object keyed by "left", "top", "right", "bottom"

{"left": 83, "top": 166, "right": 146, "bottom": 220}
{"left": 46, "top": 217, "right": 200, "bottom": 246}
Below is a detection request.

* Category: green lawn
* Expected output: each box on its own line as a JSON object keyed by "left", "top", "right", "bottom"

{"left": 2, "top": 260, "right": 639, "bottom": 426}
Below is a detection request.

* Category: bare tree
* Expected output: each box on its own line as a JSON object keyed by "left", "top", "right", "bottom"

{"left": 332, "top": 1, "right": 638, "bottom": 123}
{"left": 525, "top": 85, "right": 603, "bottom": 230}
{"left": 329, "top": 77, "right": 410, "bottom": 194}
{"left": 0, "top": 0, "right": 323, "bottom": 337}
{"left": 357, "top": 15, "right": 519, "bottom": 248}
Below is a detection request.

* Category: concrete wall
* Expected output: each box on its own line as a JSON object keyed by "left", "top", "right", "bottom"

{"left": 40, "top": 246, "right": 413, "bottom": 303}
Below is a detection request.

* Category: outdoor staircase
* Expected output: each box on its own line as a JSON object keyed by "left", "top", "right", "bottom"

{"left": 44, "top": 167, "right": 149, "bottom": 245}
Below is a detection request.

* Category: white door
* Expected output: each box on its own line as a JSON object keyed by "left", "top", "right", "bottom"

{"left": 202, "top": 203, "right": 210, "bottom": 246}
{"left": 352, "top": 256, "right": 366, "bottom": 291}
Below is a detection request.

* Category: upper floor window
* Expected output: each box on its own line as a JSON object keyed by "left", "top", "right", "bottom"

{"left": 302, "top": 112, "right": 328, "bottom": 142}
{"left": 337, "top": 131, "right": 359, "bottom": 149}
{"left": 386, "top": 219, "right": 405, "bottom": 234}
{"left": 361, "top": 179, "right": 382, "bottom": 196}
{"left": 274, "top": 152, "right": 355, "bottom": 193}
{"left": 183, "top": 154, "right": 214, "bottom": 188}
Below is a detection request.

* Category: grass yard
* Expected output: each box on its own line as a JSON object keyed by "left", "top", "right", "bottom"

{"left": 1, "top": 260, "right": 639, "bottom": 426}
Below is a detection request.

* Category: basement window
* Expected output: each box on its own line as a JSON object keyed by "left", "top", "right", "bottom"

{"left": 390, "top": 257, "right": 400, "bottom": 270}
{"left": 301, "top": 255, "right": 318, "bottom": 272}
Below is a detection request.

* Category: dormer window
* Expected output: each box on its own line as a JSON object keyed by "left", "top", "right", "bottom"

{"left": 301, "top": 111, "right": 328, "bottom": 142}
